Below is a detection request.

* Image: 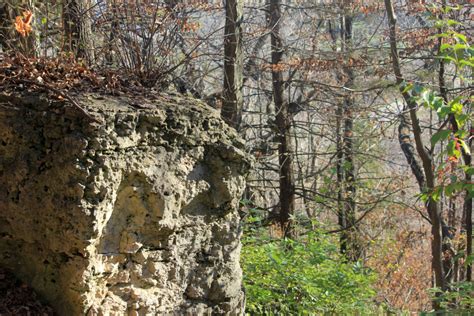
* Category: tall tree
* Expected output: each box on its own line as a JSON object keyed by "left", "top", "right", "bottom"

{"left": 340, "top": 6, "right": 361, "bottom": 261}
{"left": 62, "top": 0, "right": 94, "bottom": 63}
{"left": 268, "top": 0, "right": 295, "bottom": 237}
{"left": 222, "top": 0, "right": 243, "bottom": 129}
{"left": 384, "top": 0, "right": 446, "bottom": 308}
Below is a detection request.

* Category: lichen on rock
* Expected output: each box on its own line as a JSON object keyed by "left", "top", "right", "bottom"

{"left": 0, "top": 91, "right": 251, "bottom": 315}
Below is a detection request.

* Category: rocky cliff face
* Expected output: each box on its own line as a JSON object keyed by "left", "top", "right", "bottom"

{"left": 0, "top": 91, "right": 250, "bottom": 315}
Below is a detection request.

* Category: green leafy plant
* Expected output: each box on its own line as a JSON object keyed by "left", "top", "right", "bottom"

{"left": 405, "top": 19, "right": 473, "bottom": 203}
{"left": 427, "top": 280, "right": 474, "bottom": 314}
{"left": 241, "top": 226, "right": 377, "bottom": 314}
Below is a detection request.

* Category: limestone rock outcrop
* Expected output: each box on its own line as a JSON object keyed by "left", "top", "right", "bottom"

{"left": 0, "top": 91, "right": 250, "bottom": 315}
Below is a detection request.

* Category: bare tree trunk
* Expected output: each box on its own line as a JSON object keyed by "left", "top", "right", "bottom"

{"left": 329, "top": 17, "right": 348, "bottom": 255}
{"left": 398, "top": 115, "right": 425, "bottom": 190}
{"left": 343, "top": 96, "right": 359, "bottom": 260}
{"left": 105, "top": 1, "right": 118, "bottom": 66}
{"left": 268, "top": 0, "right": 295, "bottom": 237}
{"left": 63, "top": 0, "right": 94, "bottom": 63}
{"left": 341, "top": 12, "right": 361, "bottom": 261}
{"left": 222, "top": 0, "right": 243, "bottom": 129}
{"left": 336, "top": 102, "right": 347, "bottom": 254}
{"left": 384, "top": 0, "right": 446, "bottom": 308}
{"left": 464, "top": 154, "right": 472, "bottom": 282}
{"left": 460, "top": 127, "right": 472, "bottom": 282}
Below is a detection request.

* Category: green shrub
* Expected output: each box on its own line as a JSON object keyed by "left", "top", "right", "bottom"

{"left": 241, "top": 228, "right": 377, "bottom": 315}
{"left": 427, "top": 279, "right": 474, "bottom": 315}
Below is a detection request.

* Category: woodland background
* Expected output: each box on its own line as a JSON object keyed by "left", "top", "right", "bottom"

{"left": 0, "top": 0, "right": 472, "bottom": 313}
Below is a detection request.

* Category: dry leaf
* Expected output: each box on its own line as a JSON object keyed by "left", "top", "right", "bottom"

{"left": 15, "top": 10, "right": 33, "bottom": 37}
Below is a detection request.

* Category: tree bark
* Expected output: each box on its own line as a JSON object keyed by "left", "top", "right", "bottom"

{"left": 336, "top": 102, "right": 347, "bottom": 254}
{"left": 341, "top": 12, "right": 361, "bottom": 261}
{"left": 398, "top": 115, "right": 425, "bottom": 190}
{"left": 63, "top": 0, "right": 94, "bottom": 63}
{"left": 268, "top": 0, "right": 295, "bottom": 237}
{"left": 464, "top": 153, "right": 472, "bottom": 282}
{"left": 222, "top": 0, "right": 243, "bottom": 129}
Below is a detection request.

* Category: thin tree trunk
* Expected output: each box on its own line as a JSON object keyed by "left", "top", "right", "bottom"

{"left": 105, "top": 1, "right": 118, "bottom": 66}
{"left": 222, "top": 0, "right": 243, "bottom": 129}
{"left": 330, "top": 17, "right": 348, "bottom": 255}
{"left": 383, "top": 0, "right": 446, "bottom": 308}
{"left": 63, "top": 0, "right": 94, "bottom": 63}
{"left": 268, "top": 0, "right": 295, "bottom": 237}
{"left": 336, "top": 102, "right": 347, "bottom": 254}
{"left": 343, "top": 96, "right": 359, "bottom": 260}
{"left": 398, "top": 115, "right": 425, "bottom": 190}
{"left": 462, "top": 134, "right": 472, "bottom": 282}
{"left": 341, "top": 12, "right": 360, "bottom": 261}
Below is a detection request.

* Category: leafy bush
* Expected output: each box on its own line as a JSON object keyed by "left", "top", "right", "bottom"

{"left": 427, "top": 274, "right": 474, "bottom": 314}
{"left": 241, "top": 227, "right": 377, "bottom": 314}
{"left": 438, "top": 281, "right": 474, "bottom": 311}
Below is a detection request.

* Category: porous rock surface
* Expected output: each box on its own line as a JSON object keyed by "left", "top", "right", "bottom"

{"left": 0, "top": 91, "right": 250, "bottom": 315}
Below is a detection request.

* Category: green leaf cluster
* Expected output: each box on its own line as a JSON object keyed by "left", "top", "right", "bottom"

{"left": 436, "top": 30, "right": 474, "bottom": 70}
{"left": 241, "top": 228, "right": 377, "bottom": 315}
{"left": 405, "top": 25, "right": 473, "bottom": 202}
{"left": 427, "top": 280, "right": 474, "bottom": 314}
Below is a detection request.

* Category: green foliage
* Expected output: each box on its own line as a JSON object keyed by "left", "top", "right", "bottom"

{"left": 427, "top": 281, "right": 474, "bottom": 314}
{"left": 437, "top": 31, "right": 474, "bottom": 71}
{"left": 409, "top": 23, "right": 473, "bottom": 203}
{"left": 241, "top": 227, "right": 377, "bottom": 314}
{"left": 430, "top": 130, "right": 451, "bottom": 147}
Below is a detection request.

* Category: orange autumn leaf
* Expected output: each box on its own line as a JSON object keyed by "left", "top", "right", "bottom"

{"left": 15, "top": 10, "right": 33, "bottom": 37}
